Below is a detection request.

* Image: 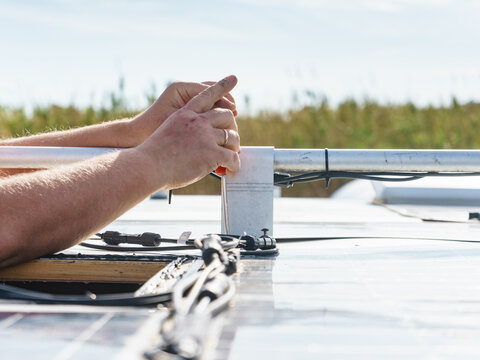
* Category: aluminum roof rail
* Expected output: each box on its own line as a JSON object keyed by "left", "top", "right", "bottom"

{"left": 274, "top": 149, "right": 480, "bottom": 172}
{"left": 2, "top": 146, "right": 480, "bottom": 172}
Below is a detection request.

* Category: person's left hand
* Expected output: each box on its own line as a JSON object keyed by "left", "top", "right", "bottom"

{"left": 129, "top": 81, "right": 237, "bottom": 144}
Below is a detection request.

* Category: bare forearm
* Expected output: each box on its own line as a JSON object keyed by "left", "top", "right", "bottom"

{"left": 0, "top": 119, "right": 138, "bottom": 177}
{"left": 0, "top": 148, "right": 159, "bottom": 268}
{"left": 0, "top": 118, "right": 137, "bottom": 148}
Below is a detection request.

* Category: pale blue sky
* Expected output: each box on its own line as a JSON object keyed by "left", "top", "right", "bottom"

{"left": 1, "top": 0, "right": 479, "bottom": 113}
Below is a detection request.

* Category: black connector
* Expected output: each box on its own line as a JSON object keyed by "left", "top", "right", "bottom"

{"left": 240, "top": 234, "right": 277, "bottom": 250}
{"left": 469, "top": 212, "right": 480, "bottom": 221}
{"left": 257, "top": 235, "right": 277, "bottom": 250}
{"left": 99, "top": 231, "right": 161, "bottom": 247}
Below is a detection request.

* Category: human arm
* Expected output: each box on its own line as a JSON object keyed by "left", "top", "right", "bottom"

{"left": 0, "top": 75, "right": 240, "bottom": 268}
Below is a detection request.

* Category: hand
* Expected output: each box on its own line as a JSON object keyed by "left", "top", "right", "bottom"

{"left": 130, "top": 81, "right": 237, "bottom": 144}
{"left": 138, "top": 75, "right": 240, "bottom": 190}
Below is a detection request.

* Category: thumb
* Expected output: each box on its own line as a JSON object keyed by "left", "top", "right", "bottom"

{"left": 185, "top": 75, "right": 237, "bottom": 113}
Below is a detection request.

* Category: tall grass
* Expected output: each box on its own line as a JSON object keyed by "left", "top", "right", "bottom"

{"left": 1, "top": 95, "right": 479, "bottom": 197}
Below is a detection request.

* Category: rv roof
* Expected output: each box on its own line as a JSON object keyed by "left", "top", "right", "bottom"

{"left": 2, "top": 189, "right": 480, "bottom": 359}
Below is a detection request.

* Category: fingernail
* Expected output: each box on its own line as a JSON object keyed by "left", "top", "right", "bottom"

{"left": 222, "top": 75, "right": 236, "bottom": 83}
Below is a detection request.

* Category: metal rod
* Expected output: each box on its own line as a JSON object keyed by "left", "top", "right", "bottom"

{"left": 0, "top": 146, "right": 120, "bottom": 168}
{"left": 2, "top": 146, "right": 480, "bottom": 172}
{"left": 274, "top": 149, "right": 480, "bottom": 172}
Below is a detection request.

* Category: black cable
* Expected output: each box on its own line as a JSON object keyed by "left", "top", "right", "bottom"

{"left": 0, "top": 283, "right": 172, "bottom": 306}
{"left": 274, "top": 170, "right": 480, "bottom": 188}
{"left": 80, "top": 237, "right": 275, "bottom": 255}
{"left": 89, "top": 236, "right": 180, "bottom": 244}
{"left": 82, "top": 235, "right": 239, "bottom": 253}
{"left": 275, "top": 236, "right": 480, "bottom": 244}
{"left": 80, "top": 242, "right": 197, "bottom": 252}
{"left": 207, "top": 149, "right": 480, "bottom": 188}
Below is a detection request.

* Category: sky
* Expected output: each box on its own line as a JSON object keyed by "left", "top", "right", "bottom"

{"left": 0, "top": 0, "right": 479, "bottom": 114}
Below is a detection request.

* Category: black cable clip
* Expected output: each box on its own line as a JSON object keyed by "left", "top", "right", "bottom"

{"left": 324, "top": 147, "right": 330, "bottom": 189}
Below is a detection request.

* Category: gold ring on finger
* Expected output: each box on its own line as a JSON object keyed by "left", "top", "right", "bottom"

{"left": 223, "top": 129, "right": 229, "bottom": 146}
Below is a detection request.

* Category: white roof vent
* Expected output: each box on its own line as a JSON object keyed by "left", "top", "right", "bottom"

{"left": 372, "top": 177, "right": 480, "bottom": 205}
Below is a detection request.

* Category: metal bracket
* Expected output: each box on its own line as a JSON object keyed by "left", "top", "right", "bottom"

{"left": 221, "top": 146, "right": 274, "bottom": 237}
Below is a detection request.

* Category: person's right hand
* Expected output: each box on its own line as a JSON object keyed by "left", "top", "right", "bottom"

{"left": 137, "top": 75, "right": 240, "bottom": 190}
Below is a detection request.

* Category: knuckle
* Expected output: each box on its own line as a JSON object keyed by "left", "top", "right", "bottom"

{"left": 178, "top": 107, "right": 197, "bottom": 119}
{"left": 231, "top": 119, "right": 239, "bottom": 131}
{"left": 229, "top": 130, "right": 239, "bottom": 142}
{"left": 217, "top": 108, "right": 234, "bottom": 118}
{"left": 230, "top": 132, "right": 241, "bottom": 151}
{"left": 202, "top": 86, "right": 216, "bottom": 98}
{"left": 233, "top": 131, "right": 240, "bottom": 143}
{"left": 231, "top": 152, "right": 240, "bottom": 171}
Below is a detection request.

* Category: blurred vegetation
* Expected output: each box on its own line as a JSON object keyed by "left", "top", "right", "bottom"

{"left": 1, "top": 88, "right": 480, "bottom": 197}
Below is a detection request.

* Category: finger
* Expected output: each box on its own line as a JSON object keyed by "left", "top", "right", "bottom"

{"left": 179, "top": 81, "right": 236, "bottom": 113}
{"left": 214, "top": 98, "right": 237, "bottom": 116}
{"left": 179, "top": 82, "right": 209, "bottom": 101}
{"left": 203, "top": 108, "right": 238, "bottom": 131}
{"left": 216, "top": 148, "right": 241, "bottom": 176}
{"left": 202, "top": 81, "right": 235, "bottom": 104}
{"left": 215, "top": 128, "right": 240, "bottom": 152}
{"left": 187, "top": 75, "right": 237, "bottom": 113}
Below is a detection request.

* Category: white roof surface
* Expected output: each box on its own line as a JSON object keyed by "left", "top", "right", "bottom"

{"left": 111, "top": 189, "right": 480, "bottom": 359}
{"left": 3, "top": 183, "right": 480, "bottom": 359}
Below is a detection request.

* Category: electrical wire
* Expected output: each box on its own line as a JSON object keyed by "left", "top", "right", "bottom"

{"left": 212, "top": 166, "right": 480, "bottom": 188}
{"left": 80, "top": 234, "right": 267, "bottom": 255}
{"left": 79, "top": 242, "right": 196, "bottom": 252}
{"left": 273, "top": 170, "right": 480, "bottom": 188}
{"left": 0, "top": 283, "right": 172, "bottom": 306}
{"left": 89, "top": 235, "right": 179, "bottom": 244}
{"left": 275, "top": 236, "right": 480, "bottom": 244}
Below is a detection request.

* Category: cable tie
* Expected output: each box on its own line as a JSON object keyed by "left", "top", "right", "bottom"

{"left": 324, "top": 148, "right": 330, "bottom": 189}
